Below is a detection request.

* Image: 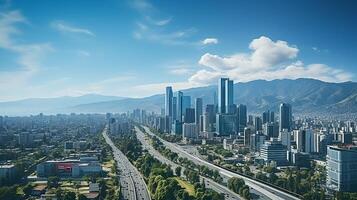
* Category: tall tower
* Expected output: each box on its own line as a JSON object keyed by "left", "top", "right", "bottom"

{"left": 218, "top": 78, "right": 234, "bottom": 114}
{"left": 195, "top": 98, "right": 203, "bottom": 124}
{"left": 177, "top": 91, "right": 183, "bottom": 122}
{"left": 165, "top": 86, "right": 173, "bottom": 117}
{"left": 279, "top": 103, "right": 292, "bottom": 132}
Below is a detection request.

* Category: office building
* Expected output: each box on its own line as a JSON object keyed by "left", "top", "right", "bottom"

{"left": 327, "top": 145, "right": 357, "bottom": 192}
{"left": 244, "top": 127, "right": 251, "bottom": 147}
{"left": 184, "top": 108, "right": 195, "bottom": 123}
{"left": 279, "top": 103, "right": 292, "bottom": 132}
{"left": 172, "top": 120, "right": 183, "bottom": 135}
{"left": 260, "top": 138, "right": 288, "bottom": 166}
{"left": 237, "top": 104, "right": 247, "bottom": 132}
{"left": 18, "top": 132, "right": 33, "bottom": 146}
{"left": 250, "top": 132, "right": 266, "bottom": 152}
{"left": 263, "top": 122, "right": 279, "bottom": 139}
{"left": 280, "top": 129, "right": 291, "bottom": 151}
{"left": 195, "top": 98, "right": 203, "bottom": 124}
{"left": 218, "top": 78, "right": 234, "bottom": 114}
{"left": 182, "top": 123, "right": 198, "bottom": 139}
{"left": 177, "top": 91, "right": 183, "bottom": 122}
{"left": 165, "top": 86, "right": 173, "bottom": 118}
{"left": 262, "top": 110, "right": 274, "bottom": 124}
{"left": 295, "top": 129, "right": 313, "bottom": 153}
{"left": 0, "top": 164, "right": 16, "bottom": 181}
{"left": 172, "top": 97, "right": 177, "bottom": 121}
{"left": 254, "top": 116, "right": 263, "bottom": 131}
{"left": 216, "top": 114, "right": 237, "bottom": 136}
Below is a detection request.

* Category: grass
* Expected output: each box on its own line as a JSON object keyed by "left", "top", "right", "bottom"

{"left": 174, "top": 177, "right": 195, "bottom": 196}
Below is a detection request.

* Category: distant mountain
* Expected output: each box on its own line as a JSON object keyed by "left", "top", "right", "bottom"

{"left": 0, "top": 94, "right": 126, "bottom": 116}
{"left": 1, "top": 78, "right": 357, "bottom": 116}
{"left": 71, "top": 78, "right": 357, "bottom": 115}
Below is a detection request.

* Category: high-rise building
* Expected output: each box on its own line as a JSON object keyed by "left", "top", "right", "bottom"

{"left": 172, "top": 97, "right": 177, "bottom": 121}
{"left": 165, "top": 86, "right": 173, "bottom": 118}
{"left": 248, "top": 115, "right": 254, "bottom": 126}
{"left": 327, "top": 145, "right": 357, "bottom": 192}
{"left": 250, "top": 132, "right": 266, "bottom": 152}
{"left": 177, "top": 91, "right": 183, "bottom": 122}
{"left": 182, "top": 123, "right": 198, "bottom": 139}
{"left": 182, "top": 95, "right": 191, "bottom": 120}
{"left": 218, "top": 78, "right": 234, "bottom": 114}
{"left": 280, "top": 129, "right": 291, "bottom": 151}
{"left": 195, "top": 98, "right": 203, "bottom": 124}
{"left": 254, "top": 116, "right": 263, "bottom": 131}
{"left": 184, "top": 108, "right": 195, "bottom": 123}
{"left": 279, "top": 103, "right": 292, "bottom": 132}
{"left": 244, "top": 127, "right": 251, "bottom": 147}
{"left": 295, "top": 129, "right": 313, "bottom": 153}
{"left": 237, "top": 104, "right": 247, "bottom": 132}
{"left": 216, "top": 114, "right": 237, "bottom": 136}
{"left": 270, "top": 111, "right": 275, "bottom": 123}
{"left": 263, "top": 122, "right": 279, "bottom": 139}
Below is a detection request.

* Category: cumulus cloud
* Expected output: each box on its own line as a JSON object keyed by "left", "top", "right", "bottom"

{"left": 190, "top": 36, "right": 352, "bottom": 85}
{"left": 51, "top": 21, "right": 95, "bottom": 36}
{"left": 201, "top": 38, "right": 218, "bottom": 45}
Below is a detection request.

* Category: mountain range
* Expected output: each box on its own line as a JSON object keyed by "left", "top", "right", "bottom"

{"left": 0, "top": 78, "right": 357, "bottom": 116}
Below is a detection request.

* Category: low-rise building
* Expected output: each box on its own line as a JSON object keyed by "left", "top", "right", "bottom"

{"left": 260, "top": 138, "right": 288, "bottom": 166}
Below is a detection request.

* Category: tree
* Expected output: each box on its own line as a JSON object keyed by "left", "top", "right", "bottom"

{"left": 63, "top": 191, "right": 76, "bottom": 200}
{"left": 0, "top": 186, "right": 21, "bottom": 200}
{"left": 78, "top": 194, "right": 89, "bottom": 200}
{"left": 175, "top": 166, "right": 182, "bottom": 177}
{"left": 48, "top": 176, "right": 60, "bottom": 188}
{"left": 23, "top": 183, "right": 34, "bottom": 197}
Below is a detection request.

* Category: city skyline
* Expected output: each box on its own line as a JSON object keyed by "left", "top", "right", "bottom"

{"left": 0, "top": 0, "right": 357, "bottom": 101}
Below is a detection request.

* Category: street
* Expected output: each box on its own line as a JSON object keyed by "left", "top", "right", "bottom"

{"left": 102, "top": 127, "right": 151, "bottom": 200}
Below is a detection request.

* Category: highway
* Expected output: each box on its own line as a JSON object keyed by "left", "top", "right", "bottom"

{"left": 135, "top": 126, "right": 241, "bottom": 200}
{"left": 142, "top": 126, "right": 301, "bottom": 200}
{"left": 102, "top": 127, "right": 151, "bottom": 200}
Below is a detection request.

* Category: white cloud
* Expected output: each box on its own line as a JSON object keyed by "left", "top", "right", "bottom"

{"left": 133, "top": 22, "right": 197, "bottom": 45}
{"left": 0, "top": 10, "right": 53, "bottom": 101}
{"left": 191, "top": 36, "right": 352, "bottom": 84}
{"left": 202, "top": 38, "right": 218, "bottom": 45}
{"left": 169, "top": 68, "right": 192, "bottom": 75}
{"left": 51, "top": 21, "right": 95, "bottom": 36}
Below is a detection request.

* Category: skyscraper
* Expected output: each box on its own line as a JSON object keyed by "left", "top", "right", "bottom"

{"left": 182, "top": 96, "right": 191, "bottom": 120}
{"left": 225, "top": 79, "right": 234, "bottom": 113}
{"left": 165, "top": 86, "right": 173, "bottom": 117}
{"left": 172, "top": 97, "right": 177, "bottom": 121}
{"left": 184, "top": 108, "right": 195, "bottom": 123}
{"left": 279, "top": 103, "right": 292, "bottom": 132}
{"left": 177, "top": 91, "right": 183, "bottom": 122}
{"left": 195, "top": 98, "right": 203, "bottom": 124}
{"left": 237, "top": 104, "right": 247, "bottom": 132}
{"left": 218, "top": 78, "right": 234, "bottom": 114}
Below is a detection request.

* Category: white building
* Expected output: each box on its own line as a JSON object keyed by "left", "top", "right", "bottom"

{"left": 182, "top": 123, "right": 198, "bottom": 139}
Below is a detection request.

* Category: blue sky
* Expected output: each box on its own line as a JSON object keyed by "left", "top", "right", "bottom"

{"left": 0, "top": 0, "right": 356, "bottom": 101}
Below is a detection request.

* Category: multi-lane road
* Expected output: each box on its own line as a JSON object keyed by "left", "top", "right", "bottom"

{"left": 102, "top": 127, "right": 150, "bottom": 200}
{"left": 135, "top": 126, "right": 241, "bottom": 200}
{"left": 141, "top": 126, "right": 301, "bottom": 200}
